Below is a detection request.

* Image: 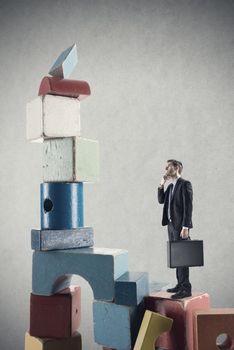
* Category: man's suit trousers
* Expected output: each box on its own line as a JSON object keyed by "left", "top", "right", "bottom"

{"left": 167, "top": 222, "right": 192, "bottom": 292}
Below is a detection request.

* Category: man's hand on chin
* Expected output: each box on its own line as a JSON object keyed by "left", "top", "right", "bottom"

{"left": 180, "top": 228, "right": 189, "bottom": 239}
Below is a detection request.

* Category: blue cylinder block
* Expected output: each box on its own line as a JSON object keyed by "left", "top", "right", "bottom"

{"left": 40, "top": 182, "right": 84, "bottom": 230}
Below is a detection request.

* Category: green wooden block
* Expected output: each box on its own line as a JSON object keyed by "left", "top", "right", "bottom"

{"left": 43, "top": 137, "right": 99, "bottom": 183}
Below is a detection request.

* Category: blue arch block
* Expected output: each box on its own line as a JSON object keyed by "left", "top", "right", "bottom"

{"left": 32, "top": 248, "right": 128, "bottom": 301}
{"left": 40, "top": 182, "right": 84, "bottom": 230}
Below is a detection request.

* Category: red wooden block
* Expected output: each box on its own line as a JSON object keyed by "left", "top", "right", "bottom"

{"left": 30, "top": 286, "right": 81, "bottom": 338}
{"left": 38, "top": 76, "right": 91, "bottom": 99}
{"left": 144, "top": 291, "right": 210, "bottom": 350}
{"left": 194, "top": 309, "right": 234, "bottom": 350}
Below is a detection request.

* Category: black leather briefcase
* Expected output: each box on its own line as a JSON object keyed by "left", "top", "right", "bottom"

{"left": 167, "top": 240, "right": 204, "bottom": 268}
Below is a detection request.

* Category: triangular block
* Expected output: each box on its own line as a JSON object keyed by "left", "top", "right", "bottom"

{"left": 49, "top": 44, "right": 78, "bottom": 78}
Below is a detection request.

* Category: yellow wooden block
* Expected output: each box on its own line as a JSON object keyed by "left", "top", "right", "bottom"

{"left": 25, "top": 331, "right": 82, "bottom": 350}
{"left": 133, "top": 310, "right": 173, "bottom": 350}
{"left": 25, "top": 332, "right": 43, "bottom": 350}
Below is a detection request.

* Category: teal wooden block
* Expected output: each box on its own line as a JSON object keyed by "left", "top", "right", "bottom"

{"left": 115, "top": 272, "right": 149, "bottom": 306}
{"left": 93, "top": 300, "right": 144, "bottom": 350}
{"left": 49, "top": 43, "right": 78, "bottom": 79}
{"left": 32, "top": 248, "right": 128, "bottom": 301}
{"left": 31, "top": 227, "right": 94, "bottom": 251}
{"left": 43, "top": 137, "right": 99, "bottom": 182}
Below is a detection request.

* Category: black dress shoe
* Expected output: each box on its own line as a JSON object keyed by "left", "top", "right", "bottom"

{"left": 171, "top": 289, "right": 192, "bottom": 299}
{"left": 166, "top": 285, "right": 181, "bottom": 293}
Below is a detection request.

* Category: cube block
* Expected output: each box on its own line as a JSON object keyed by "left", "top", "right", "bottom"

{"left": 93, "top": 300, "right": 144, "bottom": 350}
{"left": 43, "top": 137, "right": 99, "bottom": 182}
{"left": 133, "top": 310, "right": 173, "bottom": 350}
{"left": 144, "top": 291, "right": 210, "bottom": 350}
{"left": 31, "top": 227, "right": 94, "bottom": 251}
{"left": 25, "top": 331, "right": 82, "bottom": 350}
{"left": 30, "top": 286, "right": 81, "bottom": 338}
{"left": 49, "top": 44, "right": 78, "bottom": 79}
{"left": 40, "top": 182, "right": 83, "bottom": 230}
{"left": 26, "top": 95, "right": 80, "bottom": 142}
{"left": 194, "top": 309, "right": 234, "bottom": 350}
{"left": 38, "top": 76, "right": 91, "bottom": 99}
{"left": 32, "top": 247, "right": 128, "bottom": 301}
{"left": 115, "top": 272, "right": 149, "bottom": 306}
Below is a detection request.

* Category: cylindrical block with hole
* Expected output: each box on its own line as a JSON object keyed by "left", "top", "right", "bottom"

{"left": 40, "top": 182, "right": 83, "bottom": 229}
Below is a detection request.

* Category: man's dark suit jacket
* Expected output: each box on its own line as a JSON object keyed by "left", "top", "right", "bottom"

{"left": 158, "top": 177, "right": 193, "bottom": 232}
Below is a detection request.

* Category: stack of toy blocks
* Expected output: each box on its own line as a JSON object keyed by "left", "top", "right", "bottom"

{"left": 25, "top": 43, "right": 99, "bottom": 349}
{"left": 25, "top": 44, "right": 153, "bottom": 350}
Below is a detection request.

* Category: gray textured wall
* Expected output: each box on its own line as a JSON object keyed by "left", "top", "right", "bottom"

{"left": 0, "top": 0, "right": 234, "bottom": 349}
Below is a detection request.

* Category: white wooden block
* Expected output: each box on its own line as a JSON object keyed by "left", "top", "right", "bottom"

{"left": 26, "top": 95, "right": 80, "bottom": 142}
{"left": 43, "top": 137, "right": 99, "bottom": 182}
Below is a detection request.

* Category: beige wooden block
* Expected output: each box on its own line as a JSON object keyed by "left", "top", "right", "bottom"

{"left": 26, "top": 95, "right": 80, "bottom": 142}
{"left": 25, "top": 331, "right": 82, "bottom": 350}
{"left": 133, "top": 310, "right": 173, "bottom": 350}
{"left": 25, "top": 332, "right": 42, "bottom": 350}
{"left": 43, "top": 137, "right": 99, "bottom": 182}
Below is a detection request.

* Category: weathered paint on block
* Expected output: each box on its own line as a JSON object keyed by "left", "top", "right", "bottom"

{"left": 38, "top": 76, "right": 91, "bottom": 99}
{"left": 26, "top": 95, "right": 80, "bottom": 142}
{"left": 133, "top": 310, "right": 173, "bottom": 350}
{"left": 145, "top": 291, "right": 210, "bottom": 350}
{"left": 49, "top": 44, "right": 78, "bottom": 79}
{"left": 31, "top": 227, "right": 93, "bottom": 251}
{"left": 32, "top": 248, "right": 128, "bottom": 300}
{"left": 115, "top": 272, "right": 149, "bottom": 306}
{"left": 43, "top": 137, "right": 99, "bottom": 183}
{"left": 30, "top": 286, "right": 81, "bottom": 338}
{"left": 93, "top": 300, "right": 144, "bottom": 350}
{"left": 25, "top": 331, "right": 82, "bottom": 350}
{"left": 40, "top": 182, "right": 83, "bottom": 230}
{"left": 194, "top": 309, "right": 234, "bottom": 350}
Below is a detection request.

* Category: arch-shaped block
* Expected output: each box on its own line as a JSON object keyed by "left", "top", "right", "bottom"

{"left": 32, "top": 248, "right": 128, "bottom": 301}
{"left": 133, "top": 310, "right": 173, "bottom": 350}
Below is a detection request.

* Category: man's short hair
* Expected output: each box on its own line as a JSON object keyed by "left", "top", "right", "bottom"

{"left": 167, "top": 159, "right": 183, "bottom": 174}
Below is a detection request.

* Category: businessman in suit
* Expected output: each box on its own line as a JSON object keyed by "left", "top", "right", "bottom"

{"left": 158, "top": 159, "right": 193, "bottom": 299}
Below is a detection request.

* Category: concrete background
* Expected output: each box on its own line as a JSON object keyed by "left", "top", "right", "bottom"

{"left": 0, "top": 0, "right": 234, "bottom": 349}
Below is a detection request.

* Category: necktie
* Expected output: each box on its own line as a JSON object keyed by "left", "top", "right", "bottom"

{"left": 168, "top": 184, "right": 174, "bottom": 221}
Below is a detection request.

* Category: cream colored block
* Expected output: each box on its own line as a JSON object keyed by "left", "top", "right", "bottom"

{"left": 25, "top": 332, "right": 82, "bottom": 350}
{"left": 43, "top": 137, "right": 99, "bottom": 182}
{"left": 25, "top": 332, "right": 43, "bottom": 350}
{"left": 26, "top": 95, "right": 80, "bottom": 142}
{"left": 133, "top": 310, "right": 173, "bottom": 350}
